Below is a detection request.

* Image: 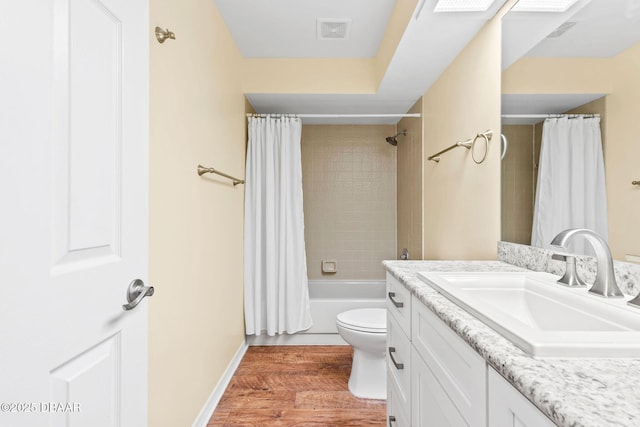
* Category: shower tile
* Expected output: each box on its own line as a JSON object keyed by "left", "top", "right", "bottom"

{"left": 302, "top": 124, "right": 396, "bottom": 281}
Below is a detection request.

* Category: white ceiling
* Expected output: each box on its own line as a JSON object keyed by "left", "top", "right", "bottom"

{"left": 215, "top": 0, "right": 640, "bottom": 125}
{"left": 214, "top": 0, "right": 395, "bottom": 58}
{"left": 217, "top": 0, "right": 509, "bottom": 124}
{"left": 502, "top": 0, "right": 640, "bottom": 124}
{"left": 526, "top": 0, "right": 640, "bottom": 58}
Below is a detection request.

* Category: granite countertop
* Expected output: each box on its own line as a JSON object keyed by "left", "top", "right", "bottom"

{"left": 383, "top": 260, "right": 640, "bottom": 427}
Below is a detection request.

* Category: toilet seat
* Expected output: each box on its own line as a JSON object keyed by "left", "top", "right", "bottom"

{"left": 336, "top": 308, "right": 386, "bottom": 333}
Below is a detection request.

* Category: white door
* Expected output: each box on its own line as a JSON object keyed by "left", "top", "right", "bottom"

{"left": 0, "top": 0, "right": 149, "bottom": 426}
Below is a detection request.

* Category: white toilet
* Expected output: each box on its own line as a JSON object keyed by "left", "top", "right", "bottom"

{"left": 336, "top": 308, "right": 387, "bottom": 400}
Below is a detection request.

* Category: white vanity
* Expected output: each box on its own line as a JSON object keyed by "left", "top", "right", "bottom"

{"left": 387, "top": 272, "right": 555, "bottom": 427}
{"left": 384, "top": 260, "right": 640, "bottom": 427}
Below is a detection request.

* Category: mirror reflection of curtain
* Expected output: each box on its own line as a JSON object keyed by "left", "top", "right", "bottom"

{"left": 244, "top": 116, "right": 313, "bottom": 336}
{"left": 531, "top": 117, "right": 608, "bottom": 254}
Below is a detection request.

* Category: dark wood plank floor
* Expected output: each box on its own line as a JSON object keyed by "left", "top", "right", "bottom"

{"left": 207, "top": 345, "right": 387, "bottom": 426}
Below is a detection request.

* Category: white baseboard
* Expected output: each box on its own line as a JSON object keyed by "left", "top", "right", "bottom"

{"left": 247, "top": 333, "right": 348, "bottom": 346}
{"left": 191, "top": 339, "right": 248, "bottom": 427}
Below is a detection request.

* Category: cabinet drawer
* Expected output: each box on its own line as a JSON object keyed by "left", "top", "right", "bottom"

{"left": 387, "top": 313, "right": 411, "bottom": 411}
{"left": 488, "top": 368, "right": 556, "bottom": 427}
{"left": 387, "top": 272, "right": 411, "bottom": 336}
{"left": 388, "top": 371, "right": 411, "bottom": 427}
{"left": 411, "top": 296, "right": 486, "bottom": 426}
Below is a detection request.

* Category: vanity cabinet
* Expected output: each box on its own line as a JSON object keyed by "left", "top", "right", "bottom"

{"left": 411, "top": 296, "right": 486, "bottom": 427}
{"left": 386, "top": 274, "right": 557, "bottom": 427}
{"left": 488, "top": 369, "right": 556, "bottom": 427}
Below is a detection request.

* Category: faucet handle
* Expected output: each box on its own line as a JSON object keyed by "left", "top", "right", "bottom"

{"left": 552, "top": 253, "right": 588, "bottom": 288}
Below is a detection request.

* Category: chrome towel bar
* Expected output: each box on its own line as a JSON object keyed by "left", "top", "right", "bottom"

{"left": 197, "top": 164, "right": 245, "bottom": 186}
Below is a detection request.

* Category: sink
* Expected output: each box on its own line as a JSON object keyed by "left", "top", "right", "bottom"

{"left": 417, "top": 271, "right": 640, "bottom": 358}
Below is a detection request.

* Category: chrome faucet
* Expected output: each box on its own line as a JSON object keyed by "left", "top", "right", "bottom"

{"left": 550, "top": 228, "right": 624, "bottom": 298}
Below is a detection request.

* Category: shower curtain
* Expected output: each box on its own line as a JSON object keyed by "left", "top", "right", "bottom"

{"left": 244, "top": 116, "right": 313, "bottom": 336}
{"left": 531, "top": 117, "right": 608, "bottom": 254}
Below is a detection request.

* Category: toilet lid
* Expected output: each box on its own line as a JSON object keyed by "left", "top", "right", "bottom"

{"left": 336, "top": 308, "right": 387, "bottom": 333}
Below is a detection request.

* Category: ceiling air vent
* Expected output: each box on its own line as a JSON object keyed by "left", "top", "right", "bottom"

{"left": 547, "top": 21, "right": 577, "bottom": 38}
{"left": 317, "top": 19, "right": 351, "bottom": 40}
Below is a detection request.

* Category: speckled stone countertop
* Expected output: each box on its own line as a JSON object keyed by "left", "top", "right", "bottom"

{"left": 383, "top": 260, "right": 640, "bottom": 427}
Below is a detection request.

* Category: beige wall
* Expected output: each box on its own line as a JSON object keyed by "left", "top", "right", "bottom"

{"left": 502, "top": 43, "right": 640, "bottom": 261}
{"left": 603, "top": 44, "right": 640, "bottom": 261}
{"left": 301, "top": 125, "right": 397, "bottom": 280}
{"left": 421, "top": 13, "right": 504, "bottom": 260}
{"left": 243, "top": 58, "right": 376, "bottom": 94}
{"left": 502, "top": 56, "right": 612, "bottom": 95}
{"left": 397, "top": 99, "right": 423, "bottom": 260}
{"left": 149, "top": 1, "right": 247, "bottom": 426}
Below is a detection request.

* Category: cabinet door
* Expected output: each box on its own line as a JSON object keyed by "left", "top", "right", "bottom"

{"left": 412, "top": 297, "right": 486, "bottom": 426}
{"left": 388, "top": 374, "right": 411, "bottom": 427}
{"left": 488, "top": 369, "right": 556, "bottom": 427}
{"left": 412, "top": 348, "right": 470, "bottom": 427}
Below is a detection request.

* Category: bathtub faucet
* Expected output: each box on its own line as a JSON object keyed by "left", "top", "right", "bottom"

{"left": 550, "top": 228, "right": 623, "bottom": 298}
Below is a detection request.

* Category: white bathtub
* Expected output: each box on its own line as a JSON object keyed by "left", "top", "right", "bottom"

{"left": 306, "top": 280, "right": 386, "bottom": 333}
{"left": 247, "top": 280, "right": 386, "bottom": 346}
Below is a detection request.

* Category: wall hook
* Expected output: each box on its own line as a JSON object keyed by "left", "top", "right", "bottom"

{"left": 155, "top": 26, "right": 176, "bottom": 44}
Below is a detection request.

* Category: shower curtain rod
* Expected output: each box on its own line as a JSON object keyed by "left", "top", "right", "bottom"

{"left": 247, "top": 113, "right": 421, "bottom": 118}
{"left": 501, "top": 113, "right": 600, "bottom": 119}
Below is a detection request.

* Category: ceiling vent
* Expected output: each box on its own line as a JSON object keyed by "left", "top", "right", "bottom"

{"left": 317, "top": 19, "right": 351, "bottom": 40}
{"left": 547, "top": 21, "right": 577, "bottom": 38}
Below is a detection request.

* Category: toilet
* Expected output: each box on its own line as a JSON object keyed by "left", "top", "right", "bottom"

{"left": 336, "top": 308, "right": 387, "bottom": 400}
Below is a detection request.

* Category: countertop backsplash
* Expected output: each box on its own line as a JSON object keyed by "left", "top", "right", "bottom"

{"left": 498, "top": 241, "right": 640, "bottom": 297}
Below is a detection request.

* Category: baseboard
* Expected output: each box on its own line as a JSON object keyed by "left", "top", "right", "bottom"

{"left": 247, "top": 333, "right": 348, "bottom": 346}
{"left": 191, "top": 339, "right": 248, "bottom": 427}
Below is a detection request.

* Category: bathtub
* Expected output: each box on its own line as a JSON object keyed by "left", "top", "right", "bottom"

{"left": 306, "top": 280, "right": 386, "bottom": 333}
{"left": 247, "top": 280, "right": 386, "bottom": 346}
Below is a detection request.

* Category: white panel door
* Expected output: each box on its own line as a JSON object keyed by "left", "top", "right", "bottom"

{"left": 0, "top": 0, "right": 149, "bottom": 426}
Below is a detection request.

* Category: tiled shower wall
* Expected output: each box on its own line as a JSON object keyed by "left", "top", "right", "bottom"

{"left": 501, "top": 124, "right": 536, "bottom": 245}
{"left": 301, "top": 125, "right": 397, "bottom": 281}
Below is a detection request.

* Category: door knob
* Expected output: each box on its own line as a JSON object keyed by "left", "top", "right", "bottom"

{"left": 122, "top": 279, "right": 154, "bottom": 311}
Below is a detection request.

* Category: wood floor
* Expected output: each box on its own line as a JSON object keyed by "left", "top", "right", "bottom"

{"left": 207, "top": 346, "right": 387, "bottom": 426}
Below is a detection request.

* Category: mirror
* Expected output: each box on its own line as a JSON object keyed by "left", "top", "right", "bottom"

{"left": 500, "top": 0, "right": 640, "bottom": 262}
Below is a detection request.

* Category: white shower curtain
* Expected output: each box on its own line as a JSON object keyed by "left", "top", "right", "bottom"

{"left": 531, "top": 117, "right": 608, "bottom": 254}
{"left": 244, "top": 116, "right": 312, "bottom": 336}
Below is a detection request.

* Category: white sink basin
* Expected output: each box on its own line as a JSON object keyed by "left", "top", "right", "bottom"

{"left": 417, "top": 271, "right": 640, "bottom": 358}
